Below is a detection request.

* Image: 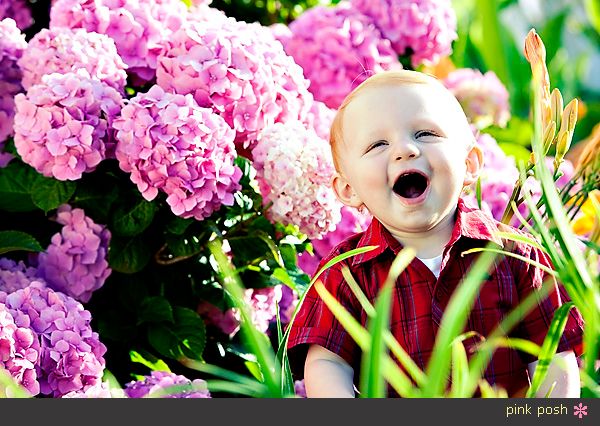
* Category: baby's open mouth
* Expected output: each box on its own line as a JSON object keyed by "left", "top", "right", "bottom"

{"left": 393, "top": 170, "right": 429, "bottom": 199}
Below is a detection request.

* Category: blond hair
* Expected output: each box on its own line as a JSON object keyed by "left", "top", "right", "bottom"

{"left": 329, "top": 70, "right": 459, "bottom": 171}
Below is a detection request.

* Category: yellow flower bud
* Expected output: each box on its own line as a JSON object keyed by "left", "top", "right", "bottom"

{"left": 555, "top": 130, "right": 571, "bottom": 164}
{"left": 543, "top": 120, "right": 557, "bottom": 154}
{"left": 550, "top": 89, "right": 563, "bottom": 131}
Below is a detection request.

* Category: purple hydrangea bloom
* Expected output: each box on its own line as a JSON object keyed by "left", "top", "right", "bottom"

{"left": 124, "top": 371, "right": 211, "bottom": 398}
{"left": 18, "top": 27, "right": 128, "bottom": 92}
{"left": 197, "top": 301, "right": 241, "bottom": 337}
{"left": 0, "top": 258, "right": 46, "bottom": 294}
{"left": 350, "top": 0, "right": 457, "bottom": 67}
{"left": 50, "top": 0, "right": 188, "bottom": 84}
{"left": 157, "top": 18, "right": 313, "bottom": 149}
{"left": 298, "top": 206, "right": 372, "bottom": 276}
{"left": 294, "top": 379, "right": 307, "bottom": 398}
{"left": 61, "top": 380, "right": 125, "bottom": 398}
{"left": 276, "top": 285, "right": 298, "bottom": 325}
{"left": 0, "top": 18, "right": 27, "bottom": 166}
{"left": 253, "top": 121, "right": 342, "bottom": 239}
{"left": 443, "top": 68, "right": 510, "bottom": 129}
{"left": 36, "top": 205, "right": 112, "bottom": 304}
{"left": 113, "top": 85, "right": 242, "bottom": 220}
{"left": 280, "top": 3, "right": 401, "bottom": 109}
{"left": 0, "top": 281, "right": 107, "bottom": 397}
{"left": 0, "top": 0, "right": 33, "bottom": 30}
{"left": 0, "top": 303, "right": 40, "bottom": 396}
{"left": 13, "top": 71, "right": 123, "bottom": 180}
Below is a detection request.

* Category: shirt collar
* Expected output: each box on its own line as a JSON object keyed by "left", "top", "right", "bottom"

{"left": 351, "top": 198, "right": 504, "bottom": 267}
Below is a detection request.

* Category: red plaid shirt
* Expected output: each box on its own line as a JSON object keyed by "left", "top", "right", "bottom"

{"left": 287, "top": 199, "right": 584, "bottom": 397}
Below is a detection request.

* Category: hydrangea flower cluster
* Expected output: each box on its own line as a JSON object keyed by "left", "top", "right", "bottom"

{"left": 303, "top": 100, "right": 336, "bottom": 142}
{"left": 62, "top": 380, "right": 125, "bottom": 398}
{"left": 0, "top": 282, "right": 107, "bottom": 397}
{"left": 0, "top": 303, "right": 40, "bottom": 396}
{"left": 253, "top": 121, "right": 342, "bottom": 239}
{"left": 197, "top": 300, "right": 241, "bottom": 337}
{"left": 0, "top": 0, "right": 32, "bottom": 30}
{"left": 443, "top": 68, "right": 510, "bottom": 129}
{"left": 13, "top": 71, "right": 123, "bottom": 180}
{"left": 294, "top": 379, "right": 307, "bottom": 398}
{"left": 18, "top": 27, "right": 128, "bottom": 92}
{"left": 244, "top": 286, "right": 283, "bottom": 334}
{"left": 277, "top": 285, "right": 298, "bottom": 325}
{"left": 279, "top": 2, "right": 400, "bottom": 109}
{"left": 0, "top": 18, "right": 27, "bottom": 166}
{"left": 0, "top": 258, "right": 46, "bottom": 294}
{"left": 350, "top": 0, "right": 458, "bottom": 67}
{"left": 49, "top": 0, "right": 187, "bottom": 83}
{"left": 124, "top": 371, "right": 211, "bottom": 398}
{"left": 157, "top": 18, "right": 313, "bottom": 148}
{"left": 36, "top": 205, "right": 112, "bottom": 304}
{"left": 298, "top": 206, "right": 372, "bottom": 276}
{"left": 113, "top": 85, "right": 242, "bottom": 220}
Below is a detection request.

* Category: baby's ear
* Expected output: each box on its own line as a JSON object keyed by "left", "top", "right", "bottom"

{"left": 332, "top": 173, "right": 363, "bottom": 208}
{"left": 463, "top": 143, "right": 484, "bottom": 187}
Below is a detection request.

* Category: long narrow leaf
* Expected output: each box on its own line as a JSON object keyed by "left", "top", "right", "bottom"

{"left": 461, "top": 247, "right": 558, "bottom": 276}
{"left": 526, "top": 302, "right": 574, "bottom": 397}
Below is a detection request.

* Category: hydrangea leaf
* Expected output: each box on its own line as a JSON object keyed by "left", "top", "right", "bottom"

{"left": 30, "top": 176, "right": 76, "bottom": 213}
{"left": 111, "top": 197, "right": 157, "bottom": 237}
{"left": 138, "top": 296, "right": 175, "bottom": 325}
{"left": 0, "top": 230, "right": 44, "bottom": 255}
{"left": 108, "top": 235, "right": 153, "bottom": 273}
{"left": 0, "top": 162, "right": 37, "bottom": 212}
{"left": 147, "top": 307, "right": 206, "bottom": 361}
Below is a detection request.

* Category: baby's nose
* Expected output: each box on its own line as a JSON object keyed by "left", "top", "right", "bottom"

{"left": 393, "top": 142, "right": 420, "bottom": 160}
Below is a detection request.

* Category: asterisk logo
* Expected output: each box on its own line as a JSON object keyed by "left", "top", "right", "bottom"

{"left": 573, "top": 402, "right": 588, "bottom": 419}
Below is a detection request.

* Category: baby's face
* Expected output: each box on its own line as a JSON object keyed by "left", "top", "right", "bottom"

{"left": 333, "top": 82, "right": 482, "bottom": 235}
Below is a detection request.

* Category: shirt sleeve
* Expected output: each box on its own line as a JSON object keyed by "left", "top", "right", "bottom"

{"left": 286, "top": 257, "right": 362, "bottom": 378}
{"left": 512, "top": 243, "right": 585, "bottom": 364}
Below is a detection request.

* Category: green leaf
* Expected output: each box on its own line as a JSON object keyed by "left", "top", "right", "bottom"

{"left": 526, "top": 302, "right": 574, "bottom": 397}
{"left": 165, "top": 217, "right": 194, "bottom": 235}
{"left": 30, "top": 177, "right": 76, "bottom": 213}
{"left": 244, "top": 361, "right": 264, "bottom": 382}
{"left": 138, "top": 296, "right": 174, "bottom": 324}
{"left": 108, "top": 235, "right": 153, "bottom": 273}
{"left": 130, "top": 349, "right": 172, "bottom": 372}
{"left": 0, "top": 369, "right": 32, "bottom": 398}
{"left": 271, "top": 267, "right": 295, "bottom": 290}
{"left": 585, "top": 0, "right": 600, "bottom": 35}
{"left": 498, "top": 142, "right": 532, "bottom": 166}
{"left": 147, "top": 307, "right": 206, "bottom": 361}
{"left": 540, "top": 9, "right": 568, "bottom": 64}
{"left": 475, "top": 177, "right": 482, "bottom": 210}
{"left": 0, "top": 231, "right": 43, "bottom": 255}
{"left": 111, "top": 198, "right": 157, "bottom": 237}
{"left": 0, "top": 162, "right": 37, "bottom": 212}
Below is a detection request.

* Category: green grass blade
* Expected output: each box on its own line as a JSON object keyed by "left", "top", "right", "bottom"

{"left": 450, "top": 339, "right": 469, "bottom": 398}
{"left": 180, "top": 357, "right": 266, "bottom": 389}
{"left": 0, "top": 368, "right": 31, "bottom": 398}
{"left": 313, "top": 281, "right": 416, "bottom": 397}
{"left": 422, "top": 249, "right": 497, "bottom": 396}
{"left": 526, "top": 302, "right": 574, "bottom": 397}
{"left": 493, "top": 231, "right": 545, "bottom": 251}
{"left": 461, "top": 247, "right": 558, "bottom": 276}
{"left": 208, "top": 239, "right": 281, "bottom": 396}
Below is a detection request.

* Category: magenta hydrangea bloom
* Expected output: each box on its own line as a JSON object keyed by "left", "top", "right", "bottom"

{"left": 0, "top": 0, "right": 33, "bottom": 30}
{"left": 0, "top": 303, "right": 41, "bottom": 396}
{"left": 18, "top": 27, "right": 128, "bottom": 92}
{"left": 0, "top": 18, "right": 27, "bottom": 165}
{"left": 0, "top": 258, "right": 46, "bottom": 294}
{"left": 113, "top": 85, "right": 242, "bottom": 220}
{"left": 197, "top": 301, "right": 241, "bottom": 337}
{"left": 125, "top": 371, "right": 211, "bottom": 398}
{"left": 36, "top": 205, "right": 111, "bottom": 304}
{"left": 443, "top": 68, "right": 510, "bottom": 129}
{"left": 276, "top": 285, "right": 298, "bottom": 325}
{"left": 281, "top": 3, "right": 400, "bottom": 109}
{"left": 50, "top": 0, "right": 187, "bottom": 83}
{"left": 244, "top": 286, "right": 282, "bottom": 334}
{"left": 0, "top": 282, "right": 107, "bottom": 397}
{"left": 253, "top": 121, "right": 342, "bottom": 239}
{"left": 13, "top": 71, "right": 123, "bottom": 180}
{"left": 157, "top": 18, "right": 313, "bottom": 149}
{"left": 298, "top": 206, "right": 372, "bottom": 276}
{"left": 350, "top": 0, "right": 457, "bottom": 67}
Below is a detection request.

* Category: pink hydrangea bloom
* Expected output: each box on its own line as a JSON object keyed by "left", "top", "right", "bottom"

{"left": 157, "top": 18, "right": 313, "bottom": 149}
{"left": 280, "top": 3, "right": 401, "bottom": 109}
{"left": 124, "top": 371, "right": 211, "bottom": 398}
{"left": 253, "top": 121, "right": 342, "bottom": 239}
{"left": 0, "top": 258, "right": 46, "bottom": 294}
{"left": 244, "top": 286, "right": 282, "bottom": 334}
{"left": 298, "top": 206, "right": 372, "bottom": 276}
{"left": 0, "top": 18, "right": 27, "bottom": 165}
{"left": 49, "top": 0, "right": 187, "bottom": 83}
{"left": 350, "top": 0, "right": 457, "bottom": 67}
{"left": 0, "top": 303, "right": 40, "bottom": 396}
{"left": 113, "top": 85, "right": 242, "bottom": 220}
{"left": 303, "top": 100, "right": 335, "bottom": 142}
{"left": 13, "top": 71, "right": 123, "bottom": 180}
{"left": 36, "top": 205, "right": 112, "bottom": 304}
{"left": 0, "top": 0, "right": 33, "bottom": 30}
{"left": 443, "top": 68, "right": 510, "bottom": 129}
{"left": 197, "top": 301, "right": 241, "bottom": 337}
{"left": 18, "top": 27, "right": 128, "bottom": 92}
{"left": 0, "top": 281, "right": 107, "bottom": 397}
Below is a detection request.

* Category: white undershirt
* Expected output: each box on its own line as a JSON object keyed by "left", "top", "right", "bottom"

{"left": 417, "top": 254, "right": 443, "bottom": 278}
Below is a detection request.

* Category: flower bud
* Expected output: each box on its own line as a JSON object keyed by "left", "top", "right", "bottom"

{"left": 555, "top": 131, "right": 571, "bottom": 165}
{"left": 550, "top": 88, "right": 563, "bottom": 131}
{"left": 543, "top": 120, "right": 557, "bottom": 154}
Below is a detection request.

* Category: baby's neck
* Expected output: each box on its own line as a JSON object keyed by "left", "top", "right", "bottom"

{"left": 388, "top": 209, "right": 457, "bottom": 259}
